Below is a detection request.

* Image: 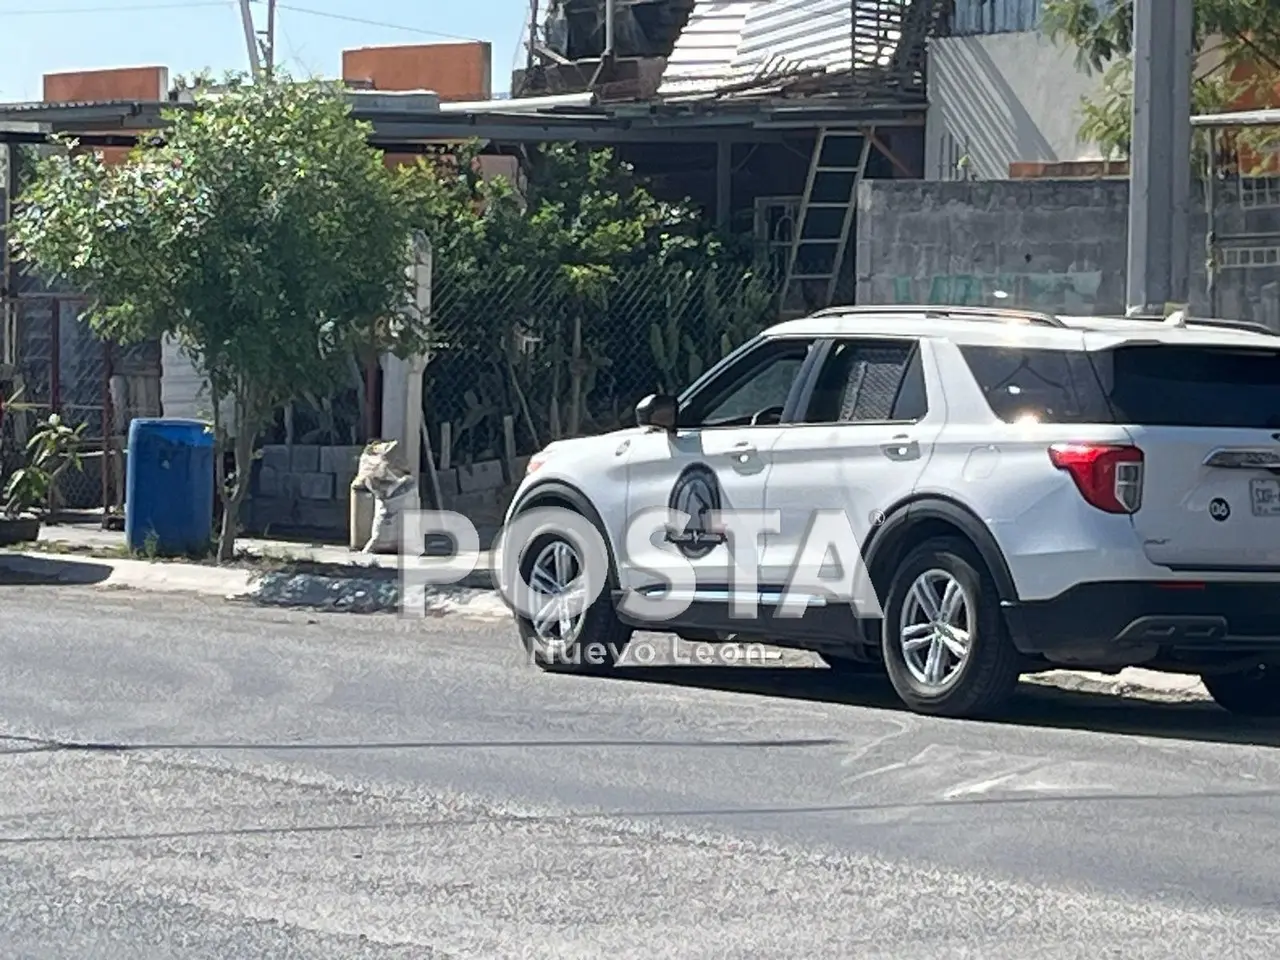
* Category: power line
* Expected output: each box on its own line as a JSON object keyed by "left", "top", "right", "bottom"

{"left": 0, "top": 1, "right": 229, "bottom": 14}
{"left": 0, "top": 0, "right": 482, "bottom": 44}
{"left": 275, "top": 3, "right": 481, "bottom": 43}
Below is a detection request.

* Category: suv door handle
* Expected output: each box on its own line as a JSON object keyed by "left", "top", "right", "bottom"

{"left": 719, "top": 439, "right": 757, "bottom": 463}
{"left": 881, "top": 435, "right": 919, "bottom": 461}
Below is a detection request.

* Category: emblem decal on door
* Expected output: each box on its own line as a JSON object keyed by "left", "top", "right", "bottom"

{"left": 665, "top": 463, "right": 725, "bottom": 559}
{"left": 1209, "top": 497, "right": 1231, "bottom": 522}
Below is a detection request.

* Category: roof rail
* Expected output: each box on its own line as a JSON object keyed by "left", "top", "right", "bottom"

{"left": 1189, "top": 317, "right": 1279, "bottom": 336}
{"left": 811, "top": 303, "right": 1067, "bottom": 328}
{"left": 1120, "top": 313, "right": 1279, "bottom": 337}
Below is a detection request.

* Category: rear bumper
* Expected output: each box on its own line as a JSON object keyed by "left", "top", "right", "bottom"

{"left": 1005, "top": 580, "right": 1280, "bottom": 658}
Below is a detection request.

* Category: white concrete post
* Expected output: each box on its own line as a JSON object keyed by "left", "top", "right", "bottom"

{"left": 379, "top": 352, "right": 427, "bottom": 474}
{"left": 376, "top": 231, "right": 431, "bottom": 494}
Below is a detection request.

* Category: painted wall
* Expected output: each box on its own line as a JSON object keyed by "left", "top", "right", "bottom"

{"left": 855, "top": 179, "right": 1280, "bottom": 329}
{"left": 924, "top": 31, "right": 1108, "bottom": 181}
{"left": 925, "top": 29, "right": 1236, "bottom": 182}
{"left": 43, "top": 65, "right": 169, "bottom": 103}
{"left": 342, "top": 42, "right": 492, "bottom": 100}
{"left": 159, "top": 336, "right": 235, "bottom": 432}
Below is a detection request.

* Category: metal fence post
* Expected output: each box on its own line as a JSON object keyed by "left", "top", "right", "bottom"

{"left": 101, "top": 338, "right": 114, "bottom": 528}
{"left": 49, "top": 297, "right": 61, "bottom": 416}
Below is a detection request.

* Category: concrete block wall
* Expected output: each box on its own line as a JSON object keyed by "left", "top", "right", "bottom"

{"left": 248, "top": 444, "right": 364, "bottom": 536}
{"left": 856, "top": 178, "right": 1280, "bottom": 328}
{"left": 246, "top": 445, "right": 519, "bottom": 546}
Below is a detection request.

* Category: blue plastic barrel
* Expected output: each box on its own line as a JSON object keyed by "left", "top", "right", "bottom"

{"left": 125, "top": 418, "right": 216, "bottom": 556}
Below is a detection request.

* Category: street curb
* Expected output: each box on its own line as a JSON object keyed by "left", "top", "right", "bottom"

{"left": 15, "top": 540, "right": 499, "bottom": 593}
{"left": 0, "top": 550, "right": 257, "bottom": 597}
{"left": 0, "top": 551, "right": 507, "bottom": 618}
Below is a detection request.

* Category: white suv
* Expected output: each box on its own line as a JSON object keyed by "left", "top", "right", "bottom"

{"left": 501, "top": 304, "right": 1280, "bottom": 720}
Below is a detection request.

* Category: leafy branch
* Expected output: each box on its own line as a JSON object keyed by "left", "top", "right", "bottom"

{"left": 1043, "top": 0, "right": 1280, "bottom": 167}
{"left": 2, "top": 414, "right": 86, "bottom": 518}
{"left": 9, "top": 75, "right": 428, "bottom": 559}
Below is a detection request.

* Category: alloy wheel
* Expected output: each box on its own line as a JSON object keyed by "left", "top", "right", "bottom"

{"left": 899, "top": 568, "right": 974, "bottom": 689}
{"left": 526, "top": 538, "right": 588, "bottom": 654}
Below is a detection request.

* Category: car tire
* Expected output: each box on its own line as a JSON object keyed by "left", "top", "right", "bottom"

{"left": 1202, "top": 666, "right": 1280, "bottom": 717}
{"left": 511, "top": 518, "right": 632, "bottom": 675}
{"left": 881, "top": 536, "right": 1021, "bottom": 719}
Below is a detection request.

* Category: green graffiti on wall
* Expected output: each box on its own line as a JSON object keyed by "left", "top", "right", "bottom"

{"left": 893, "top": 271, "right": 1103, "bottom": 310}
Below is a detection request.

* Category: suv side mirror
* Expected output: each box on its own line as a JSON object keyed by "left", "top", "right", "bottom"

{"left": 636, "top": 393, "right": 678, "bottom": 431}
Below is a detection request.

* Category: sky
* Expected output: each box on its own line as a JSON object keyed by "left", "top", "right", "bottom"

{"left": 0, "top": 0, "right": 530, "bottom": 101}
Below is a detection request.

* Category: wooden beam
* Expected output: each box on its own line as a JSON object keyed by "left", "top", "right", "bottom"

{"left": 867, "top": 129, "right": 915, "bottom": 179}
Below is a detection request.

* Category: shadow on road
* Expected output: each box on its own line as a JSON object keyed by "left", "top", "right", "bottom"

{"left": 0, "top": 554, "right": 112, "bottom": 587}
{"left": 603, "top": 664, "right": 1280, "bottom": 749}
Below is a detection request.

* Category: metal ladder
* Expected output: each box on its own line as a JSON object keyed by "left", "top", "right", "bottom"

{"left": 781, "top": 127, "right": 874, "bottom": 315}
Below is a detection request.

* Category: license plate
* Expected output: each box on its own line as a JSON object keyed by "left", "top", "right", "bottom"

{"left": 1251, "top": 478, "right": 1280, "bottom": 516}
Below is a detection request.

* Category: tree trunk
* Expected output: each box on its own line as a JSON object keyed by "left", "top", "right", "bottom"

{"left": 216, "top": 490, "right": 238, "bottom": 563}
{"left": 211, "top": 381, "right": 231, "bottom": 561}
{"left": 217, "top": 411, "right": 256, "bottom": 564}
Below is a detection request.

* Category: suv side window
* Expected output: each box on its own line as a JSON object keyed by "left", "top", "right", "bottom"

{"left": 960, "top": 345, "right": 1111, "bottom": 424}
{"left": 802, "top": 339, "right": 927, "bottom": 424}
{"left": 679, "top": 337, "right": 815, "bottom": 429}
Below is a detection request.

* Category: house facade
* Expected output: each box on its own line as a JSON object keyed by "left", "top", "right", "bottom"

{"left": 924, "top": 0, "right": 1114, "bottom": 180}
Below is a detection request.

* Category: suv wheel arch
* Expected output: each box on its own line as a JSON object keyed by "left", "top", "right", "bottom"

{"left": 511, "top": 480, "right": 607, "bottom": 533}
{"left": 864, "top": 496, "right": 1020, "bottom": 610}
{"left": 508, "top": 479, "right": 623, "bottom": 587}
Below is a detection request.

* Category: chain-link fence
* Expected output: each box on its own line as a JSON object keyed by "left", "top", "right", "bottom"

{"left": 1, "top": 254, "right": 783, "bottom": 526}
{"left": 1, "top": 294, "right": 160, "bottom": 514}
{"left": 423, "top": 257, "right": 785, "bottom": 470}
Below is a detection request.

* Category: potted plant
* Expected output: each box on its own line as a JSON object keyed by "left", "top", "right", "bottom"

{"left": 1, "top": 413, "right": 86, "bottom": 546}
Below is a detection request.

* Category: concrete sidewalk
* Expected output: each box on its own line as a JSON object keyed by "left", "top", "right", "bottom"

{"left": 30, "top": 521, "right": 496, "bottom": 588}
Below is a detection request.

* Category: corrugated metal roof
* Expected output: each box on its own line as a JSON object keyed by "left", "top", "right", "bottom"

{"left": 657, "top": 2, "right": 755, "bottom": 98}
{"left": 656, "top": 0, "right": 900, "bottom": 99}
{"left": 0, "top": 98, "right": 152, "bottom": 113}
{"left": 736, "top": 0, "right": 854, "bottom": 74}
{"left": 949, "top": 0, "right": 1041, "bottom": 36}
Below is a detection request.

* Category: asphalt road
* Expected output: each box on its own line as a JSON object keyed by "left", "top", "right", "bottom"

{"left": 1, "top": 585, "right": 1279, "bottom": 959}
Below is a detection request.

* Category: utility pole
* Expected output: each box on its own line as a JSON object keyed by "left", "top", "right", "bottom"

{"left": 264, "top": 0, "right": 277, "bottom": 76}
{"left": 236, "top": 0, "right": 277, "bottom": 77}
{"left": 237, "top": 0, "right": 262, "bottom": 74}
{"left": 1125, "top": 0, "right": 1194, "bottom": 315}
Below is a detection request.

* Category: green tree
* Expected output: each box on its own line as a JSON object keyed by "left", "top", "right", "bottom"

{"left": 1043, "top": 0, "right": 1280, "bottom": 161}
{"left": 400, "top": 140, "right": 712, "bottom": 442}
{"left": 9, "top": 75, "right": 424, "bottom": 560}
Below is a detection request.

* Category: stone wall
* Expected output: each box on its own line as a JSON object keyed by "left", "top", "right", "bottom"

{"left": 856, "top": 178, "right": 1280, "bottom": 328}
{"left": 246, "top": 444, "right": 525, "bottom": 546}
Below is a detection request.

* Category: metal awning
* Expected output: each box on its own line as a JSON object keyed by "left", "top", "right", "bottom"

{"left": 1191, "top": 108, "right": 1280, "bottom": 129}
{"left": 0, "top": 94, "right": 924, "bottom": 148}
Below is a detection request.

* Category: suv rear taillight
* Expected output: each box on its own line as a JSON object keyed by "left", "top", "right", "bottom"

{"left": 1049, "top": 443, "right": 1144, "bottom": 514}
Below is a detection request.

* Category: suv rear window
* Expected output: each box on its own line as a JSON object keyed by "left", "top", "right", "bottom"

{"left": 959, "top": 346, "right": 1112, "bottom": 423}
{"left": 1097, "top": 345, "right": 1280, "bottom": 429}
